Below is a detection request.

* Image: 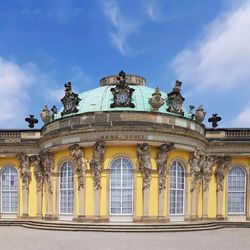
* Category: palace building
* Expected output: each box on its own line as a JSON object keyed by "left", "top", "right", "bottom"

{"left": 0, "top": 71, "right": 249, "bottom": 223}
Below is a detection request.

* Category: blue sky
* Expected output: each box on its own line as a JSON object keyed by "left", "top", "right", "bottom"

{"left": 1, "top": 0, "right": 250, "bottom": 129}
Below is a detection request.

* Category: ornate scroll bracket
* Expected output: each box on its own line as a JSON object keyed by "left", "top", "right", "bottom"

{"left": 137, "top": 143, "right": 152, "bottom": 190}
{"left": 157, "top": 143, "right": 175, "bottom": 193}
{"left": 90, "top": 141, "right": 105, "bottom": 190}
{"left": 69, "top": 144, "right": 86, "bottom": 190}
{"left": 17, "top": 153, "right": 31, "bottom": 190}
{"left": 110, "top": 71, "right": 135, "bottom": 108}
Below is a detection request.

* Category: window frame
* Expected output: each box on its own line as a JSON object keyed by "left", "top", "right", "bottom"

{"left": 59, "top": 161, "right": 74, "bottom": 216}
{"left": 169, "top": 160, "right": 185, "bottom": 216}
{"left": 109, "top": 157, "right": 134, "bottom": 216}
{"left": 227, "top": 166, "right": 247, "bottom": 215}
{"left": 1, "top": 166, "right": 18, "bottom": 214}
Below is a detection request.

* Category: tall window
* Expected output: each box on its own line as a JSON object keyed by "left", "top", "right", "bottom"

{"left": 228, "top": 166, "right": 246, "bottom": 214}
{"left": 1, "top": 166, "right": 18, "bottom": 213}
{"left": 59, "top": 161, "right": 74, "bottom": 215}
{"left": 170, "top": 161, "right": 185, "bottom": 215}
{"left": 110, "top": 157, "right": 133, "bottom": 216}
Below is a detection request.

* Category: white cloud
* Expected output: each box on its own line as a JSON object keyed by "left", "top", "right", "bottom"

{"left": 144, "top": 1, "right": 164, "bottom": 22}
{"left": 103, "top": 0, "right": 139, "bottom": 55}
{"left": 171, "top": 1, "right": 250, "bottom": 92}
{"left": 0, "top": 57, "right": 37, "bottom": 128}
{"left": 233, "top": 104, "right": 250, "bottom": 127}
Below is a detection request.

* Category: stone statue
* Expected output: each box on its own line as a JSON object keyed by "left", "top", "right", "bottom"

{"left": 215, "top": 155, "right": 231, "bottom": 191}
{"left": 208, "top": 114, "right": 222, "bottom": 128}
{"left": 148, "top": 87, "right": 164, "bottom": 111}
{"left": 195, "top": 105, "right": 206, "bottom": 123}
{"left": 51, "top": 105, "right": 58, "bottom": 121}
{"left": 25, "top": 114, "right": 38, "bottom": 128}
{"left": 30, "top": 155, "right": 43, "bottom": 192}
{"left": 61, "top": 82, "right": 81, "bottom": 116}
{"left": 167, "top": 80, "right": 185, "bottom": 115}
{"left": 17, "top": 152, "right": 31, "bottom": 190}
{"left": 40, "top": 151, "right": 54, "bottom": 193}
{"left": 137, "top": 143, "right": 152, "bottom": 190}
{"left": 202, "top": 155, "right": 214, "bottom": 191}
{"left": 69, "top": 144, "right": 86, "bottom": 190}
{"left": 157, "top": 143, "right": 175, "bottom": 193}
{"left": 90, "top": 141, "right": 105, "bottom": 190}
{"left": 40, "top": 105, "right": 51, "bottom": 125}
{"left": 189, "top": 148, "right": 205, "bottom": 191}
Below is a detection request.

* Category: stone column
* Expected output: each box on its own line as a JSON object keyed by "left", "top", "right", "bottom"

{"left": 215, "top": 156, "right": 231, "bottom": 219}
{"left": 156, "top": 143, "right": 175, "bottom": 221}
{"left": 137, "top": 143, "right": 152, "bottom": 221}
{"left": 202, "top": 187, "right": 209, "bottom": 219}
{"left": 30, "top": 155, "right": 43, "bottom": 218}
{"left": 17, "top": 153, "right": 31, "bottom": 218}
{"left": 69, "top": 144, "right": 87, "bottom": 221}
{"left": 190, "top": 187, "right": 197, "bottom": 219}
{"left": 40, "top": 151, "right": 55, "bottom": 220}
{"left": 202, "top": 156, "right": 214, "bottom": 219}
{"left": 90, "top": 141, "right": 105, "bottom": 221}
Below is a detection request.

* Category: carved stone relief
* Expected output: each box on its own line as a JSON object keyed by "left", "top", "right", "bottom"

{"left": 215, "top": 155, "right": 231, "bottom": 191}
{"left": 167, "top": 80, "right": 185, "bottom": 115}
{"left": 16, "top": 152, "right": 31, "bottom": 190}
{"left": 156, "top": 143, "right": 175, "bottom": 193}
{"left": 40, "top": 151, "right": 54, "bottom": 193}
{"left": 90, "top": 141, "right": 105, "bottom": 190}
{"left": 137, "top": 143, "right": 152, "bottom": 190}
{"left": 110, "top": 71, "right": 135, "bottom": 108}
{"left": 69, "top": 144, "right": 86, "bottom": 190}
{"left": 61, "top": 82, "right": 81, "bottom": 116}
{"left": 30, "top": 155, "right": 43, "bottom": 192}
{"left": 148, "top": 87, "right": 164, "bottom": 111}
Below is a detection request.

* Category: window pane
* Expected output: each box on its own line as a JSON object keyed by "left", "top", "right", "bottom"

{"left": 110, "top": 158, "right": 133, "bottom": 216}
{"left": 1, "top": 166, "right": 18, "bottom": 213}
{"left": 228, "top": 167, "right": 246, "bottom": 214}
{"left": 60, "top": 162, "right": 74, "bottom": 214}
{"left": 170, "top": 161, "right": 184, "bottom": 215}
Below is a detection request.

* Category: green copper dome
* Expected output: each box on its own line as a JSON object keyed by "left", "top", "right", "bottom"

{"left": 54, "top": 85, "right": 191, "bottom": 120}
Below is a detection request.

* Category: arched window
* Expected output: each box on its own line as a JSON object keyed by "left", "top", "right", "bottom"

{"left": 110, "top": 157, "right": 133, "bottom": 218}
{"left": 1, "top": 166, "right": 18, "bottom": 213}
{"left": 170, "top": 161, "right": 185, "bottom": 215}
{"left": 59, "top": 161, "right": 74, "bottom": 217}
{"left": 228, "top": 166, "right": 246, "bottom": 214}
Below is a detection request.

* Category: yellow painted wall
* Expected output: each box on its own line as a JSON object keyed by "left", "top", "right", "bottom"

{"left": 0, "top": 151, "right": 249, "bottom": 221}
